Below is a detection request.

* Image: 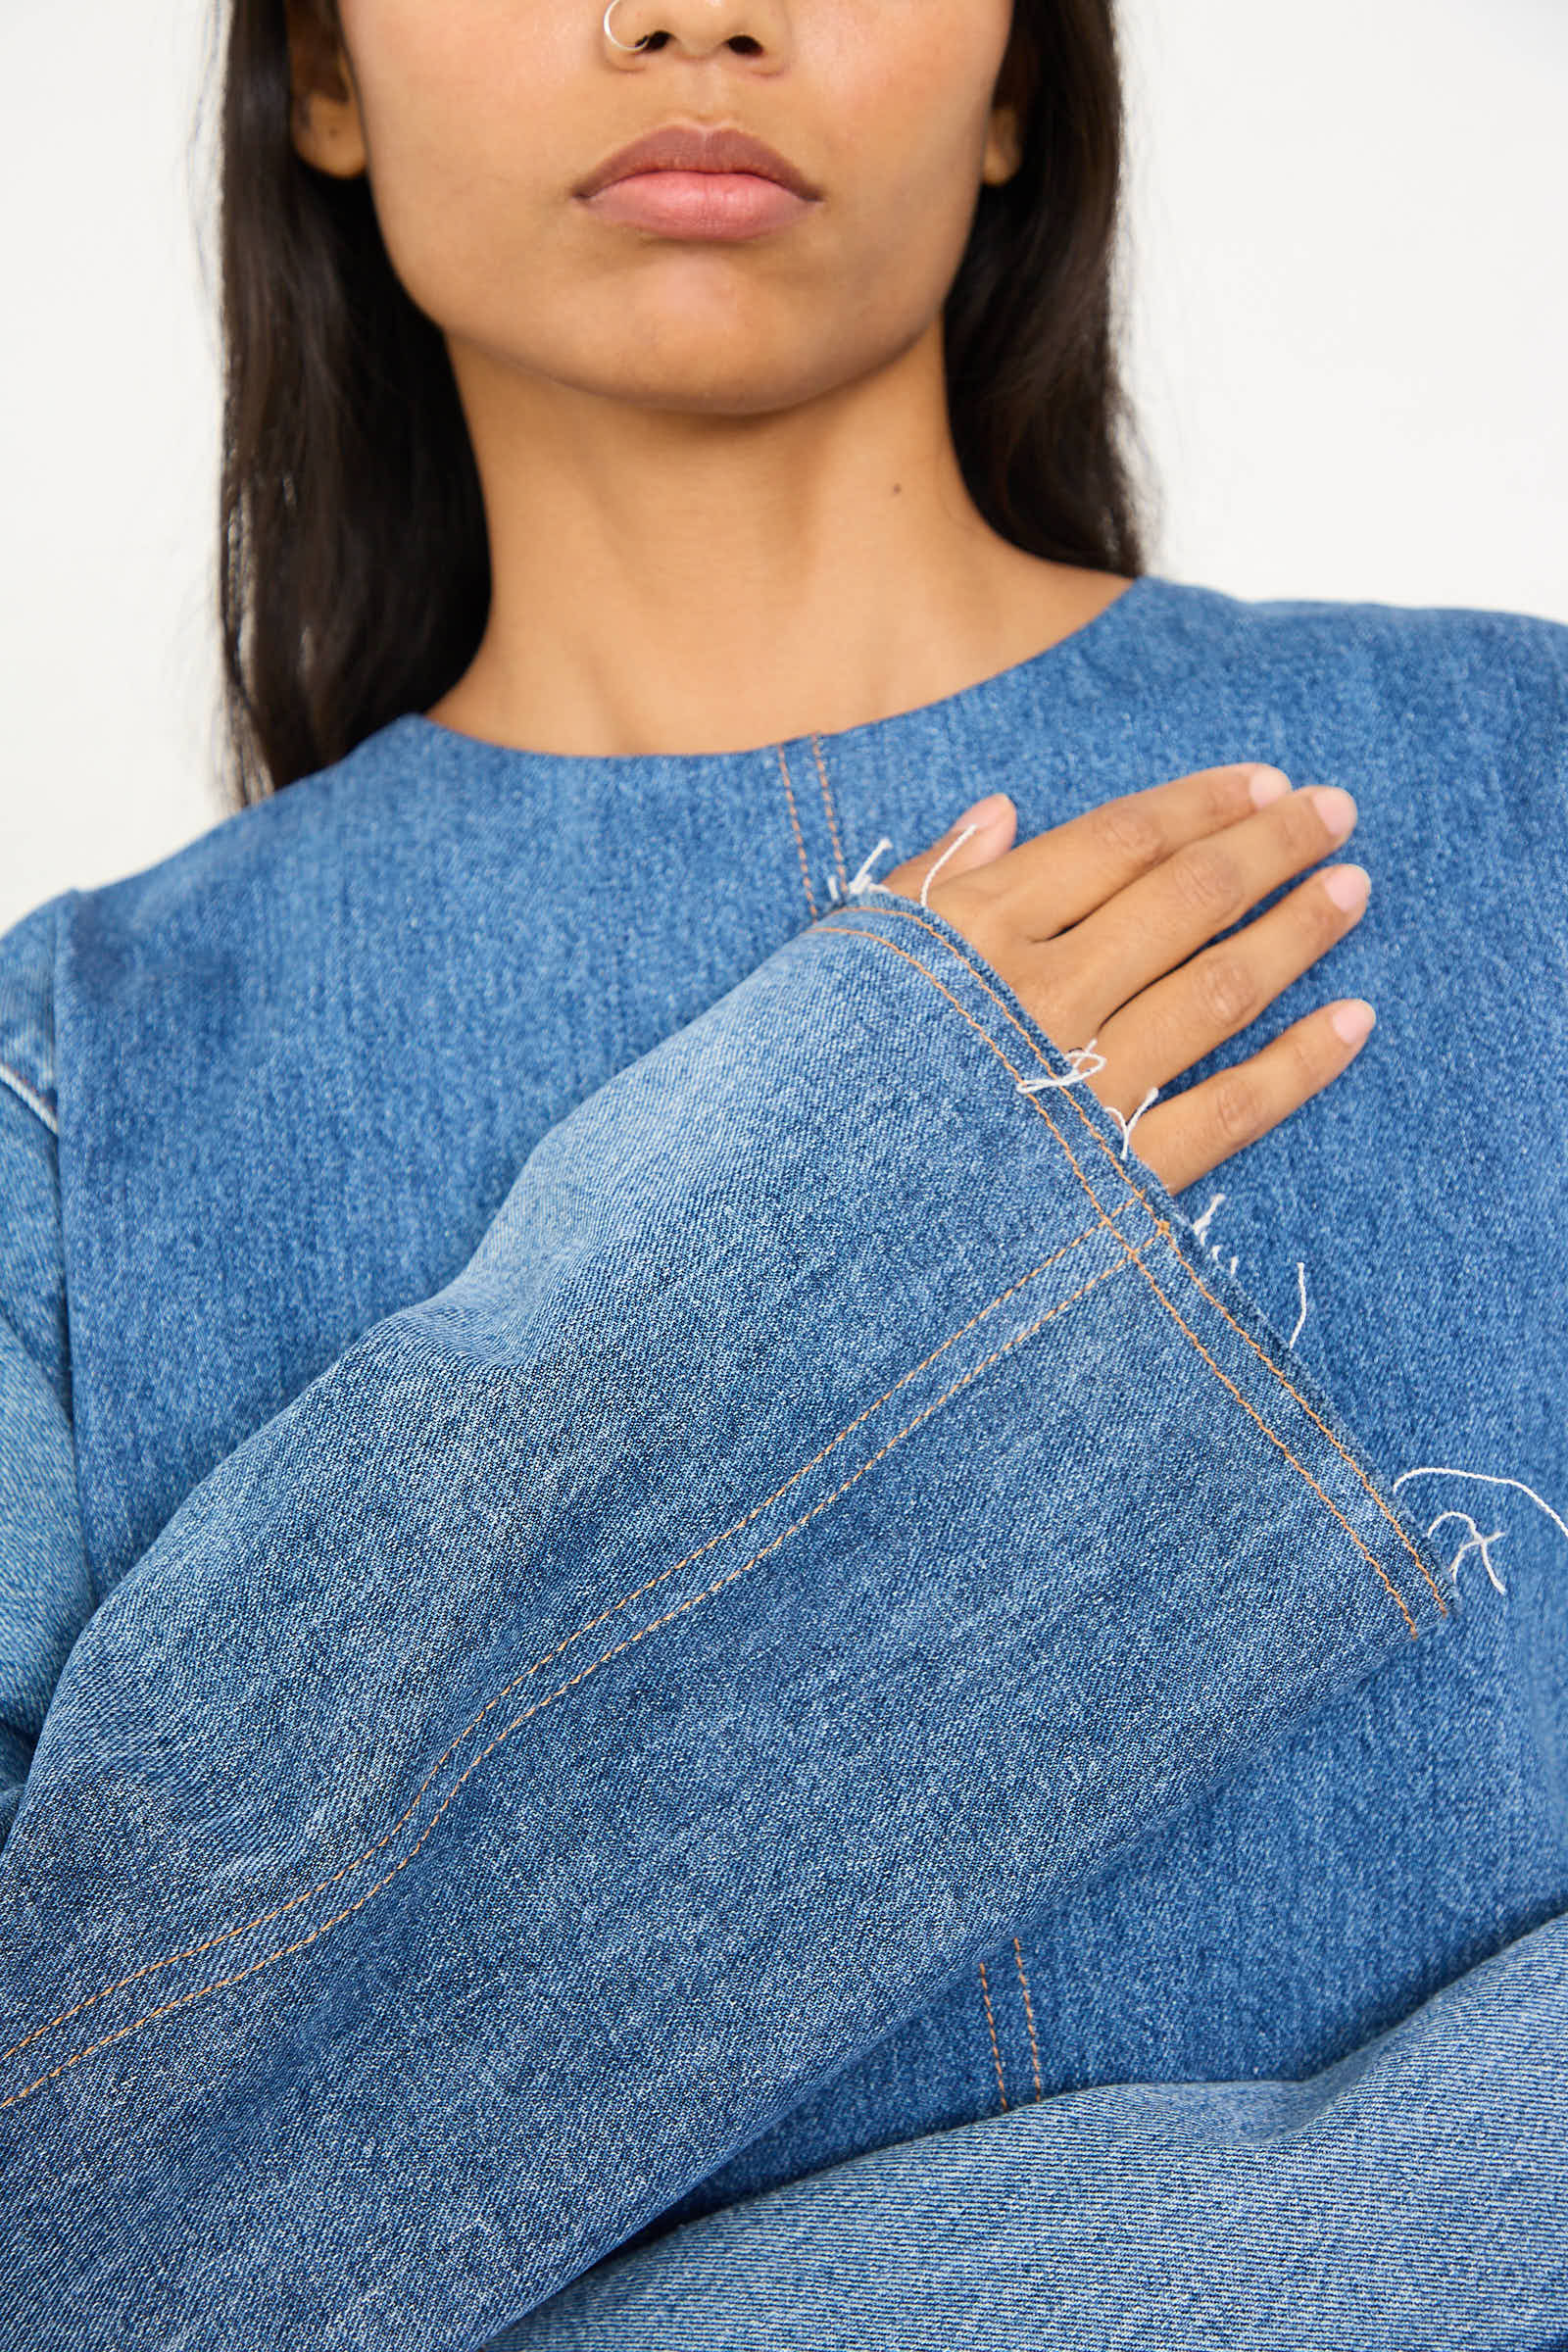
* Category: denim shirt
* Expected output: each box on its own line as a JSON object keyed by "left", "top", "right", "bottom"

{"left": 1, "top": 575, "right": 1565, "bottom": 2350}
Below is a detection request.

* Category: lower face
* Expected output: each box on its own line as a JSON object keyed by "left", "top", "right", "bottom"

{"left": 332, "top": 0, "right": 1019, "bottom": 415}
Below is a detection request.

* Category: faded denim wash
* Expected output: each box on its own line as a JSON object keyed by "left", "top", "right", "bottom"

{"left": 0, "top": 576, "right": 1565, "bottom": 2348}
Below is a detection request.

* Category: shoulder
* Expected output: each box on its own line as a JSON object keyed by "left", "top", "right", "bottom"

{"left": 1145, "top": 578, "right": 1568, "bottom": 782}
{"left": 0, "top": 716, "right": 420, "bottom": 1391}
{"left": 62, "top": 716, "right": 423, "bottom": 978}
{"left": 1147, "top": 573, "right": 1568, "bottom": 685}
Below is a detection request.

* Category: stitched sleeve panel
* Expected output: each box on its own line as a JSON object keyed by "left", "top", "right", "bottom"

{"left": 0, "top": 896, "right": 65, "bottom": 1136}
{"left": 0, "top": 897, "right": 88, "bottom": 1835}
{"left": 0, "top": 894, "right": 70, "bottom": 1405}
{"left": 0, "top": 1313, "right": 89, "bottom": 1830}
{"left": 0, "top": 898, "right": 1452, "bottom": 2350}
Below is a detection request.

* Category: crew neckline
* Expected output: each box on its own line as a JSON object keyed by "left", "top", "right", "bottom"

{"left": 393, "top": 570, "right": 1168, "bottom": 776}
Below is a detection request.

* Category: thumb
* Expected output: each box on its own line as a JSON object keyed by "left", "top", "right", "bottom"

{"left": 879, "top": 793, "right": 1017, "bottom": 904}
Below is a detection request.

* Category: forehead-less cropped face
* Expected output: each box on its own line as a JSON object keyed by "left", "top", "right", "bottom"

{"left": 288, "top": 0, "right": 1023, "bottom": 416}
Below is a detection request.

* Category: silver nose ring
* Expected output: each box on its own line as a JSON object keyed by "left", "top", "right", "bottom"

{"left": 604, "top": 1, "right": 653, "bottom": 51}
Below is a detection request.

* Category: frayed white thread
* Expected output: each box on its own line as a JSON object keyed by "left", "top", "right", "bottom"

{"left": 846, "top": 838, "right": 896, "bottom": 900}
{"left": 919, "top": 822, "right": 978, "bottom": 909}
{"left": 1106, "top": 1084, "right": 1159, "bottom": 1159}
{"left": 1392, "top": 1465, "right": 1568, "bottom": 1600}
{"left": 1423, "top": 1509, "right": 1510, "bottom": 1596}
{"left": 1289, "top": 1262, "right": 1308, "bottom": 1348}
{"left": 1191, "top": 1192, "right": 1226, "bottom": 1245}
{"left": 826, "top": 872, "right": 842, "bottom": 905}
{"left": 1016, "top": 1040, "right": 1107, "bottom": 1095}
{"left": 1182, "top": 1194, "right": 1244, "bottom": 1282}
{"left": 1393, "top": 1464, "right": 1568, "bottom": 1544}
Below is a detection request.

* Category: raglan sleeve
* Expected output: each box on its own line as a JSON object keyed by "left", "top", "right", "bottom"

{"left": 0, "top": 896, "right": 91, "bottom": 1853}
{"left": 0, "top": 887, "right": 1459, "bottom": 2351}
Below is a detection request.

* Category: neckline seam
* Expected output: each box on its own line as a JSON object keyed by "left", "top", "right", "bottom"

{"left": 398, "top": 572, "right": 1165, "bottom": 775}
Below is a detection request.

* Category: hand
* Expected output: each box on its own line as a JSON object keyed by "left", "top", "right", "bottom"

{"left": 875, "top": 763, "right": 1374, "bottom": 1194}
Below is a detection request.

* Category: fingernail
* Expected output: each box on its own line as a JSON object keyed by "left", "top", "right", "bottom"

{"left": 950, "top": 794, "right": 1007, "bottom": 835}
{"left": 1331, "top": 999, "right": 1376, "bottom": 1046}
{"left": 1310, "top": 786, "right": 1358, "bottom": 839}
{"left": 1250, "top": 766, "right": 1291, "bottom": 808}
{"left": 1323, "top": 863, "right": 1371, "bottom": 912}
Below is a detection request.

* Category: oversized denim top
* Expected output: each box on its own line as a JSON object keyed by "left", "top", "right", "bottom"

{"left": 1, "top": 575, "right": 1566, "bottom": 2349}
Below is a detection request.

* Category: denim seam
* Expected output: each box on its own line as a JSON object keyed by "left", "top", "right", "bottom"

{"left": 48, "top": 888, "right": 97, "bottom": 1621}
{"left": 820, "top": 902, "right": 1450, "bottom": 1617}
{"left": 0, "top": 1059, "right": 57, "bottom": 1138}
{"left": 1012, "top": 1933, "right": 1044, "bottom": 2100}
{"left": 772, "top": 744, "right": 820, "bottom": 920}
{"left": 0, "top": 1294, "right": 35, "bottom": 1373}
{"left": 807, "top": 734, "right": 852, "bottom": 897}
{"left": 804, "top": 913, "right": 1435, "bottom": 1636}
{"left": 976, "top": 1958, "right": 1008, "bottom": 2113}
{"left": 0, "top": 1233, "right": 1141, "bottom": 2108}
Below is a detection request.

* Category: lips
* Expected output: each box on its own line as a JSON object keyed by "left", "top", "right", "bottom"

{"left": 574, "top": 122, "right": 820, "bottom": 203}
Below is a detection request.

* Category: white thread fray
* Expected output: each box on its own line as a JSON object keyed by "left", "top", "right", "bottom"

{"left": 1422, "top": 1509, "right": 1510, "bottom": 1595}
{"left": 1289, "top": 1261, "right": 1308, "bottom": 1348}
{"left": 1190, "top": 1192, "right": 1226, "bottom": 1245}
{"left": 1107, "top": 1084, "right": 1159, "bottom": 1160}
{"left": 1016, "top": 1040, "right": 1106, "bottom": 1095}
{"left": 1392, "top": 1463, "right": 1568, "bottom": 1598}
{"left": 1184, "top": 1193, "right": 1243, "bottom": 1282}
{"left": 846, "top": 838, "right": 896, "bottom": 900}
{"left": 919, "top": 823, "right": 978, "bottom": 909}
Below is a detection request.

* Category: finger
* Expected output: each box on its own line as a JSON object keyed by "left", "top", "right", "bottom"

{"left": 1116, "top": 998, "right": 1377, "bottom": 1196}
{"left": 1090, "top": 860, "right": 1371, "bottom": 1107}
{"left": 962, "top": 763, "right": 1291, "bottom": 941}
{"left": 880, "top": 795, "right": 1017, "bottom": 902}
{"left": 1051, "top": 782, "right": 1359, "bottom": 1036}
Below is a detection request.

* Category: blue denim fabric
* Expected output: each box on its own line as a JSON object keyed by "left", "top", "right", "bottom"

{"left": 0, "top": 576, "right": 1565, "bottom": 2348}
{"left": 490, "top": 1907, "right": 1568, "bottom": 2351}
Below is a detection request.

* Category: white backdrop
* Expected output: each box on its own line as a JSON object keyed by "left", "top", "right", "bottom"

{"left": 2, "top": 0, "right": 1564, "bottom": 931}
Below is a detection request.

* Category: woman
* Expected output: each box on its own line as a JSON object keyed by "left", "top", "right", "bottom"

{"left": 0, "top": 3, "right": 1563, "bottom": 2345}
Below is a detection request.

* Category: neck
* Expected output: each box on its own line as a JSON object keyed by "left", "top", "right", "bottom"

{"left": 425, "top": 318, "right": 1131, "bottom": 758}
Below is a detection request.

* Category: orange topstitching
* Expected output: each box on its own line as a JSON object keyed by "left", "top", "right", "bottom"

{"left": 808, "top": 734, "right": 852, "bottom": 897}
{"left": 806, "top": 915, "right": 1431, "bottom": 1637}
{"left": 977, "top": 1956, "right": 1009, "bottom": 2111}
{"left": 1012, "top": 1933, "right": 1044, "bottom": 2101}
{"left": 773, "top": 745, "right": 819, "bottom": 920}
{"left": 0, "top": 1203, "right": 1142, "bottom": 2095}
{"left": 0, "top": 1248, "right": 1139, "bottom": 2110}
{"left": 0, "top": 888, "right": 1438, "bottom": 2106}
{"left": 811, "top": 900, "right": 1447, "bottom": 1618}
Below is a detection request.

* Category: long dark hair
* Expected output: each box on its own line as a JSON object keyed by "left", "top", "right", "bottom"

{"left": 203, "top": 1, "right": 1149, "bottom": 808}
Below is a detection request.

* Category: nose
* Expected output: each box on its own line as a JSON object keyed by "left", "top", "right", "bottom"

{"left": 602, "top": 0, "right": 786, "bottom": 64}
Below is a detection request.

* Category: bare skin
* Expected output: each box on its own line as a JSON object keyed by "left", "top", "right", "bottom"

{"left": 286, "top": 0, "right": 1375, "bottom": 1177}
{"left": 880, "top": 769, "right": 1374, "bottom": 1192}
{"left": 284, "top": 0, "right": 1127, "bottom": 755}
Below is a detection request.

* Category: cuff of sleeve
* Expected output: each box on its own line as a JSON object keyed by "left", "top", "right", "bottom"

{"left": 796, "top": 891, "right": 1452, "bottom": 1648}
